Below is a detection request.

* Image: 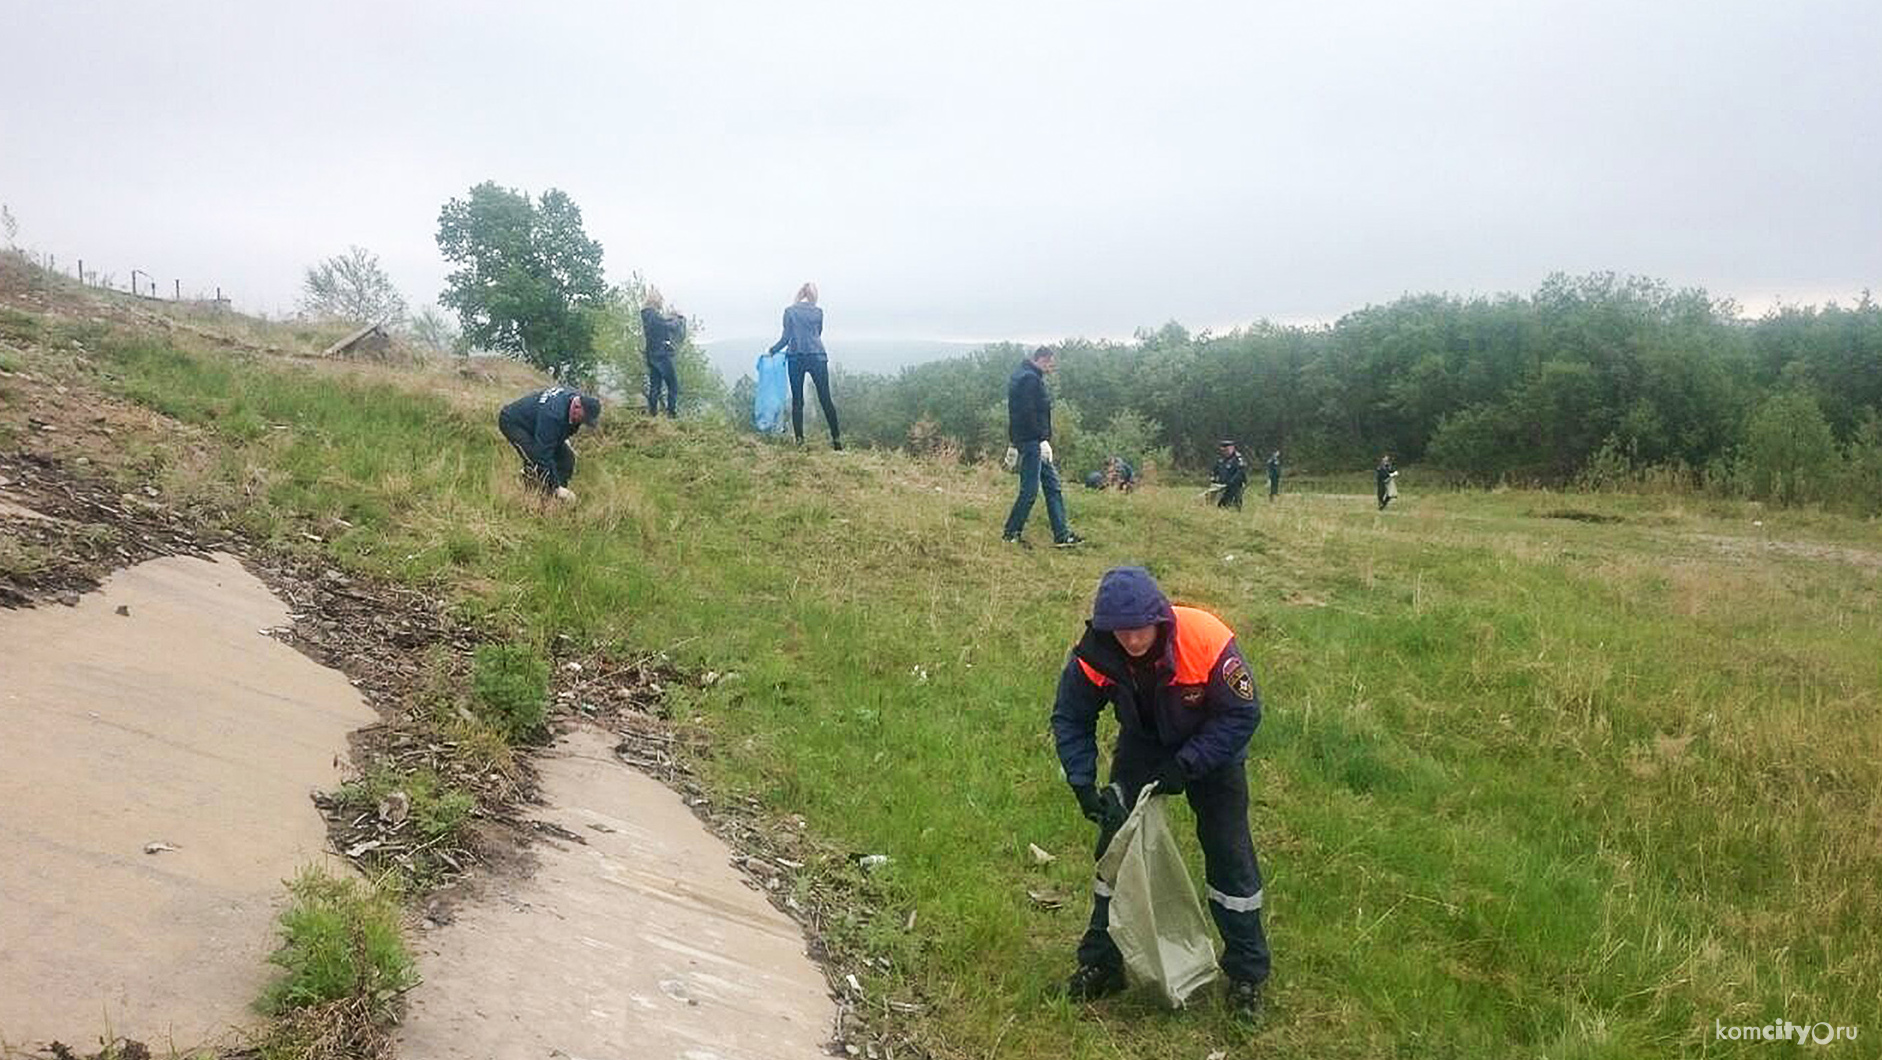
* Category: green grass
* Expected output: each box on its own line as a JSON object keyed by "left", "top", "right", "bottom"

{"left": 78, "top": 327, "right": 1882, "bottom": 1058}
{"left": 259, "top": 868, "right": 415, "bottom": 1016}
{"left": 334, "top": 767, "right": 476, "bottom": 846}
{"left": 471, "top": 642, "right": 550, "bottom": 742}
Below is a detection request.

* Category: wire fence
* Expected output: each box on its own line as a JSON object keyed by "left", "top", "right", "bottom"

{"left": 6, "top": 245, "right": 232, "bottom": 310}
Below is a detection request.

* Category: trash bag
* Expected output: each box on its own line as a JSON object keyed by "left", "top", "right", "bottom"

{"left": 753, "top": 352, "right": 789, "bottom": 433}
{"left": 1094, "top": 784, "right": 1220, "bottom": 1008}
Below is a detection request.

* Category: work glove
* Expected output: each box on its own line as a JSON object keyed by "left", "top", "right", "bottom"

{"left": 1039, "top": 440, "right": 1054, "bottom": 466}
{"left": 1002, "top": 446, "right": 1019, "bottom": 471}
{"left": 1072, "top": 783, "right": 1127, "bottom": 832}
{"left": 554, "top": 486, "right": 577, "bottom": 503}
{"left": 1152, "top": 759, "right": 1188, "bottom": 796}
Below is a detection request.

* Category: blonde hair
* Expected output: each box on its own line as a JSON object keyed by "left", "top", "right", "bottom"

{"left": 645, "top": 287, "right": 665, "bottom": 311}
{"left": 796, "top": 282, "right": 819, "bottom": 305}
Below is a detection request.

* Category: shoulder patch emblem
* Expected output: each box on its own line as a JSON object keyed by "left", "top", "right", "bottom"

{"left": 1222, "top": 656, "right": 1255, "bottom": 701}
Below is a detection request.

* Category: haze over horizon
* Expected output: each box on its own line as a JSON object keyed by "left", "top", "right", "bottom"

{"left": 3, "top": 1, "right": 1878, "bottom": 363}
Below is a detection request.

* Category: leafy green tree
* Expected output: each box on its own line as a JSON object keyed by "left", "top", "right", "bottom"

{"left": 1741, "top": 391, "right": 1839, "bottom": 506}
{"left": 299, "top": 246, "right": 407, "bottom": 326}
{"left": 436, "top": 182, "right": 605, "bottom": 380}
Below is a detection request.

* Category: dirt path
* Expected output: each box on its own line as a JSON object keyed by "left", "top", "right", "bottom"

{"left": 396, "top": 728, "right": 836, "bottom": 1059}
{"left": 0, "top": 552, "right": 377, "bottom": 1052}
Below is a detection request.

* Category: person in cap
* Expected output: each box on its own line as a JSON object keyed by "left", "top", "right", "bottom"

{"left": 1002, "top": 346, "right": 1083, "bottom": 547}
{"left": 1210, "top": 440, "right": 1249, "bottom": 510}
{"left": 1266, "top": 450, "right": 1281, "bottom": 501}
{"left": 1052, "top": 566, "right": 1270, "bottom": 1017}
{"left": 498, "top": 385, "right": 601, "bottom": 503}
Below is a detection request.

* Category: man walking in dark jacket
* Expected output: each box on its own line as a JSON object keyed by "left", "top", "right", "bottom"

{"left": 641, "top": 289, "right": 685, "bottom": 417}
{"left": 1266, "top": 450, "right": 1282, "bottom": 501}
{"left": 1210, "top": 440, "right": 1249, "bottom": 510}
{"left": 1002, "top": 347, "right": 1082, "bottom": 547}
{"left": 1053, "top": 566, "right": 1271, "bottom": 1017}
{"left": 498, "top": 386, "right": 601, "bottom": 503}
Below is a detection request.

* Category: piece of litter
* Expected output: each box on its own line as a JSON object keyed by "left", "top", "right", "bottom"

{"left": 1028, "top": 843, "right": 1056, "bottom": 865}
{"left": 564, "top": 661, "right": 583, "bottom": 672}
{"left": 345, "top": 839, "right": 383, "bottom": 858}
{"left": 143, "top": 841, "right": 180, "bottom": 855}
{"left": 859, "top": 854, "right": 891, "bottom": 872}
{"left": 114, "top": 605, "right": 130, "bottom": 617}
{"left": 845, "top": 973, "right": 865, "bottom": 997}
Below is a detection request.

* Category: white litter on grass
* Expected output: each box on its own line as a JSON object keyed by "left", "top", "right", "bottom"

{"left": 859, "top": 855, "right": 891, "bottom": 873}
{"left": 1028, "top": 843, "right": 1056, "bottom": 865}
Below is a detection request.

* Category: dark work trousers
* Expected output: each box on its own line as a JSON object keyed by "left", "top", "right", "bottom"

{"left": 499, "top": 417, "right": 574, "bottom": 494}
{"left": 1217, "top": 481, "right": 1245, "bottom": 510}
{"left": 1268, "top": 470, "right": 1280, "bottom": 500}
{"left": 646, "top": 355, "right": 679, "bottom": 416}
{"left": 1003, "top": 442, "right": 1070, "bottom": 541}
{"left": 788, "top": 355, "right": 841, "bottom": 442}
{"left": 1079, "top": 737, "right": 1270, "bottom": 984}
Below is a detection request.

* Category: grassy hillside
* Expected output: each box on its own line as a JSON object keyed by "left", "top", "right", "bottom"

{"left": 5, "top": 278, "right": 1879, "bottom": 1057}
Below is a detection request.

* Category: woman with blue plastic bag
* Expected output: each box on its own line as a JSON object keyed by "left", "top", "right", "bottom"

{"left": 768, "top": 283, "right": 843, "bottom": 449}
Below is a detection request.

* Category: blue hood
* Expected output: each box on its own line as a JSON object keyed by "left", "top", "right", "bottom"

{"left": 1090, "top": 566, "right": 1175, "bottom": 631}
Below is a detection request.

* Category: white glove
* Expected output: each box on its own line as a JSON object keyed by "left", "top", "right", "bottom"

{"left": 1039, "top": 441, "right": 1054, "bottom": 466}
{"left": 1002, "top": 446, "right": 1019, "bottom": 471}
{"left": 554, "top": 486, "right": 577, "bottom": 503}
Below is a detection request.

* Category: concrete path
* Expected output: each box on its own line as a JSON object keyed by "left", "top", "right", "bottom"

{"left": 0, "top": 553, "right": 375, "bottom": 1052}
{"left": 397, "top": 728, "right": 836, "bottom": 1060}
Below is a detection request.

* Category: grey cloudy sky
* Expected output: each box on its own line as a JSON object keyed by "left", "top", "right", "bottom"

{"left": 4, "top": 0, "right": 1879, "bottom": 356}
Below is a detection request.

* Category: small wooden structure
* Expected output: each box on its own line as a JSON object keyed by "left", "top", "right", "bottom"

{"left": 322, "top": 320, "right": 393, "bottom": 360}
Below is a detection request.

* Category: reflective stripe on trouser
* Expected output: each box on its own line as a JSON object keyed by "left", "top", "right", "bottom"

{"left": 1077, "top": 739, "right": 1271, "bottom": 984}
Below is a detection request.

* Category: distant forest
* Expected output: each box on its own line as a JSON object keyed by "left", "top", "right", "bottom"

{"left": 790, "top": 274, "right": 1880, "bottom": 512}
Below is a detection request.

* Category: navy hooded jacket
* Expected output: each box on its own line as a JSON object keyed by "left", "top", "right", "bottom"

{"left": 642, "top": 307, "right": 685, "bottom": 360}
{"left": 498, "top": 387, "right": 587, "bottom": 488}
{"left": 1052, "top": 567, "right": 1261, "bottom": 787}
{"left": 768, "top": 302, "right": 827, "bottom": 359}
{"left": 1007, "top": 360, "right": 1053, "bottom": 445}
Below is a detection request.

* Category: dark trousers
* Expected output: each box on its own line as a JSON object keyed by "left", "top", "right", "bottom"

{"left": 1217, "top": 481, "right": 1245, "bottom": 510}
{"left": 646, "top": 355, "right": 678, "bottom": 416}
{"left": 1079, "top": 738, "right": 1270, "bottom": 984}
{"left": 1268, "top": 472, "right": 1280, "bottom": 499}
{"left": 499, "top": 417, "right": 573, "bottom": 493}
{"left": 1003, "top": 441, "right": 1070, "bottom": 541}
{"left": 788, "top": 356, "right": 840, "bottom": 442}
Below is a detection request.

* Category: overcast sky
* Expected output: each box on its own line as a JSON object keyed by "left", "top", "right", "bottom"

{"left": 3, "top": 0, "right": 1878, "bottom": 354}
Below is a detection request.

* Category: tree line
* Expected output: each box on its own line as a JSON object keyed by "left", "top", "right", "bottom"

{"left": 819, "top": 274, "right": 1881, "bottom": 512}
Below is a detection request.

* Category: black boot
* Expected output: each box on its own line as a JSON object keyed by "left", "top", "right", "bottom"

{"left": 1226, "top": 977, "right": 1263, "bottom": 1019}
{"left": 1064, "top": 963, "right": 1125, "bottom": 1001}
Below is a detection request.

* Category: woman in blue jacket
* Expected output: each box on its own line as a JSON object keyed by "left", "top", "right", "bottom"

{"left": 768, "top": 283, "right": 843, "bottom": 449}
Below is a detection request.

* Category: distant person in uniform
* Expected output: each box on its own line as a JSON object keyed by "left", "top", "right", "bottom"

{"left": 641, "top": 288, "right": 686, "bottom": 418}
{"left": 1002, "top": 346, "right": 1083, "bottom": 547}
{"left": 1053, "top": 566, "right": 1271, "bottom": 1017}
{"left": 1209, "top": 440, "right": 1249, "bottom": 510}
{"left": 1266, "top": 450, "right": 1281, "bottom": 501}
{"left": 768, "top": 282, "right": 843, "bottom": 449}
{"left": 1376, "top": 454, "right": 1397, "bottom": 510}
{"left": 498, "top": 386, "right": 601, "bottom": 504}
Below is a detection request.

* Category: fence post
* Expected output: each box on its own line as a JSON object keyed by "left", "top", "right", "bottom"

{"left": 174, "top": 279, "right": 181, "bottom": 300}
{"left": 78, "top": 259, "right": 84, "bottom": 285}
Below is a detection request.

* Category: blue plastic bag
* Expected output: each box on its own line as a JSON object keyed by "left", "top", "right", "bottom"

{"left": 754, "top": 352, "right": 789, "bottom": 433}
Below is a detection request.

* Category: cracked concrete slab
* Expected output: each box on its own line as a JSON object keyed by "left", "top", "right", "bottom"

{"left": 397, "top": 727, "right": 836, "bottom": 1060}
{"left": 0, "top": 554, "right": 375, "bottom": 1052}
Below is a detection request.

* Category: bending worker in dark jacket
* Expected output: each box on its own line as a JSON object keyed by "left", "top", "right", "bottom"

{"left": 1001, "top": 346, "right": 1081, "bottom": 547}
{"left": 641, "top": 288, "right": 685, "bottom": 417}
{"left": 498, "top": 386, "right": 601, "bottom": 503}
{"left": 768, "top": 282, "right": 842, "bottom": 449}
{"left": 1052, "top": 566, "right": 1270, "bottom": 1017}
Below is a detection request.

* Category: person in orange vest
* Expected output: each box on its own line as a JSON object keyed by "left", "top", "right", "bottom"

{"left": 1052, "top": 566, "right": 1270, "bottom": 1017}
